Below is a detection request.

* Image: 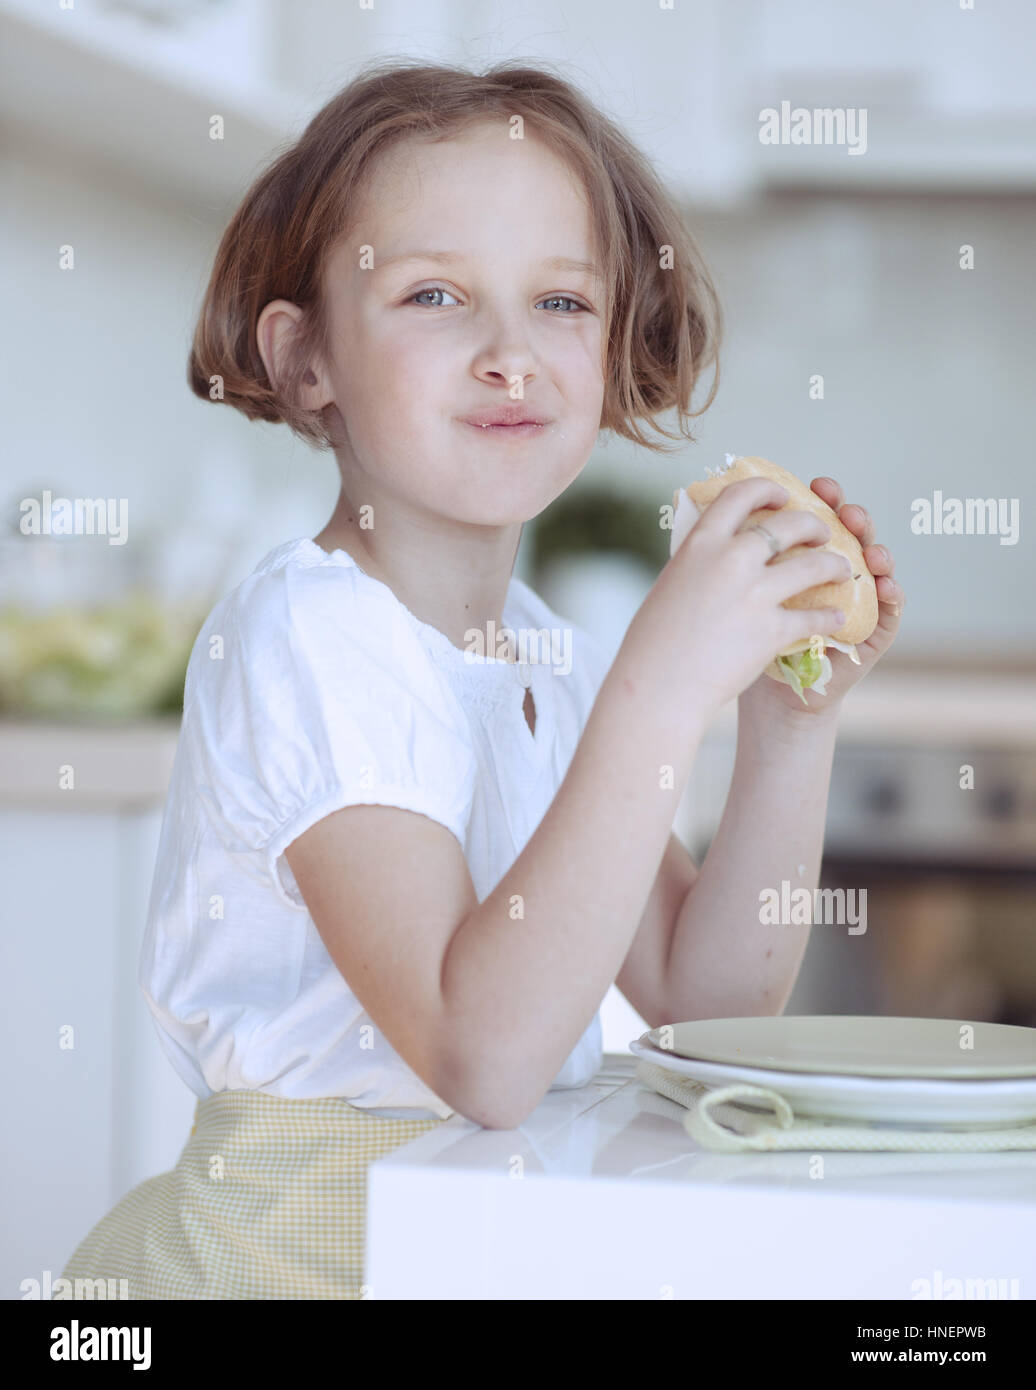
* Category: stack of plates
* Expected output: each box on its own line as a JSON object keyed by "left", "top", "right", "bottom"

{"left": 629, "top": 1017, "right": 1036, "bottom": 1127}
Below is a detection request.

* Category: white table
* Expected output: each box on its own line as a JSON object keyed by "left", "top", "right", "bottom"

{"left": 367, "top": 1052, "right": 1036, "bottom": 1299}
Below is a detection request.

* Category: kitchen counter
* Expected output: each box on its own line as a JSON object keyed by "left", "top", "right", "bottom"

{"left": 0, "top": 715, "right": 182, "bottom": 808}
{"left": 705, "top": 666, "right": 1036, "bottom": 748}
{"left": 366, "top": 1052, "right": 1036, "bottom": 1299}
{"left": 2, "top": 667, "right": 1034, "bottom": 808}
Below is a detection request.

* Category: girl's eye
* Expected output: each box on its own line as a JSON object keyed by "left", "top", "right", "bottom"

{"left": 537, "top": 295, "right": 586, "bottom": 313}
{"left": 406, "top": 287, "right": 587, "bottom": 313}
{"left": 409, "top": 287, "right": 461, "bottom": 308}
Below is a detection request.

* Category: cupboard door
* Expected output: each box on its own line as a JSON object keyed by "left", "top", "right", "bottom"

{"left": 2, "top": 809, "right": 119, "bottom": 1294}
{"left": 1, "top": 806, "right": 195, "bottom": 1296}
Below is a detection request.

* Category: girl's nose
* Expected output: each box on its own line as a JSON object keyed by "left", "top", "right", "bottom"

{"left": 470, "top": 309, "right": 539, "bottom": 377}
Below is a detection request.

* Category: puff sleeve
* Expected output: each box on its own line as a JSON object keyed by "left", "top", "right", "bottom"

{"left": 183, "top": 559, "right": 479, "bottom": 910}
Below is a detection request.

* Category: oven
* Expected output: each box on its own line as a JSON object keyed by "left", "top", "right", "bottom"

{"left": 682, "top": 702, "right": 1036, "bottom": 1026}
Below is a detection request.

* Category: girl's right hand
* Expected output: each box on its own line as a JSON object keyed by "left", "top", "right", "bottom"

{"left": 625, "top": 477, "right": 852, "bottom": 725}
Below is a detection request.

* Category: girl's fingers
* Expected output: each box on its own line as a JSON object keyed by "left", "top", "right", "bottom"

{"left": 811, "top": 480, "right": 875, "bottom": 547}
{"left": 876, "top": 573, "right": 904, "bottom": 613}
{"left": 810, "top": 474, "right": 906, "bottom": 623}
{"left": 811, "top": 477, "right": 843, "bottom": 510}
{"left": 863, "top": 541, "right": 894, "bottom": 576}
{"left": 838, "top": 502, "right": 875, "bottom": 548}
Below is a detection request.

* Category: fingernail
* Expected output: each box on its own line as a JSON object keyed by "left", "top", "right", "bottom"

{"left": 876, "top": 545, "right": 889, "bottom": 561}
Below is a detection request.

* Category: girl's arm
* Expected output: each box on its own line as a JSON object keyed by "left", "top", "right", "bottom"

{"left": 438, "top": 647, "right": 712, "bottom": 1127}
{"left": 657, "top": 472, "right": 904, "bottom": 1021}
{"left": 289, "top": 480, "right": 853, "bottom": 1130}
{"left": 660, "top": 704, "right": 841, "bottom": 1022}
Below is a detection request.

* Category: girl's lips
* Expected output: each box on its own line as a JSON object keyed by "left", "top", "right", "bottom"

{"left": 459, "top": 420, "right": 546, "bottom": 438}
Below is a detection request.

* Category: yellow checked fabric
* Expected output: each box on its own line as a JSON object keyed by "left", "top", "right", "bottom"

{"left": 60, "top": 1090, "right": 443, "bottom": 1299}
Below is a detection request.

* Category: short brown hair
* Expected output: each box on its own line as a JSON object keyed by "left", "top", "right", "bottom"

{"left": 188, "top": 57, "right": 722, "bottom": 454}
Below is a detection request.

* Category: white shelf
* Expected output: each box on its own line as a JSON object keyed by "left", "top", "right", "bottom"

{"left": 0, "top": 0, "right": 302, "bottom": 206}
{"left": 753, "top": 113, "right": 1036, "bottom": 194}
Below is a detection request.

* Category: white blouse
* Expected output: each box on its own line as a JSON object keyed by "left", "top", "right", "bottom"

{"left": 139, "top": 537, "right": 614, "bottom": 1120}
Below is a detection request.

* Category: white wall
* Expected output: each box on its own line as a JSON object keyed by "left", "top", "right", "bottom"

{"left": 0, "top": 136, "right": 341, "bottom": 604}
{"left": 4, "top": 132, "right": 1032, "bottom": 656}
{"left": 590, "top": 189, "right": 1036, "bottom": 660}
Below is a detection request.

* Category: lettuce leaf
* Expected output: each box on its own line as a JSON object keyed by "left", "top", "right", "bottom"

{"left": 772, "top": 645, "right": 834, "bottom": 704}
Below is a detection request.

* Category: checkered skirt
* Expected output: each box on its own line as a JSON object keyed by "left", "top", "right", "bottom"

{"left": 59, "top": 1089, "right": 444, "bottom": 1299}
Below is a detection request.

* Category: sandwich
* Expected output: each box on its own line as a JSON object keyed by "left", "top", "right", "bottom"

{"left": 670, "top": 454, "right": 879, "bottom": 702}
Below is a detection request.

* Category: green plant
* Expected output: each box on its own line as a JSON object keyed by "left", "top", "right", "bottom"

{"left": 530, "top": 486, "right": 668, "bottom": 576}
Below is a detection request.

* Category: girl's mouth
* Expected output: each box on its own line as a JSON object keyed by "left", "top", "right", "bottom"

{"left": 460, "top": 421, "right": 546, "bottom": 438}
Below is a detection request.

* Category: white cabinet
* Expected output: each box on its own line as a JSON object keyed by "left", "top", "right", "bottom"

{"left": 4, "top": 0, "right": 1034, "bottom": 207}
{"left": 743, "top": 0, "right": 1036, "bottom": 190}
{"left": 0, "top": 0, "right": 300, "bottom": 206}
{"left": 0, "top": 722, "right": 194, "bottom": 1299}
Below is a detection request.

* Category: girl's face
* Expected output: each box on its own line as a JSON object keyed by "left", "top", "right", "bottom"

{"left": 316, "top": 123, "right": 607, "bottom": 527}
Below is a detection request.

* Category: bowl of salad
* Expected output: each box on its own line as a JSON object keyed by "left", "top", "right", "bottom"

{"left": 0, "top": 533, "right": 209, "bottom": 721}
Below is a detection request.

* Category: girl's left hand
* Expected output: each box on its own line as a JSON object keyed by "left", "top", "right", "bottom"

{"left": 739, "top": 476, "right": 905, "bottom": 719}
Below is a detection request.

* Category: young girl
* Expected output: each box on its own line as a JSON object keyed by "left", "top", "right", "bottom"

{"left": 60, "top": 57, "right": 904, "bottom": 1300}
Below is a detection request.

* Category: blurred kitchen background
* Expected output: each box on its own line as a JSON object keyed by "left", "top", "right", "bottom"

{"left": 2, "top": 0, "right": 1034, "bottom": 1294}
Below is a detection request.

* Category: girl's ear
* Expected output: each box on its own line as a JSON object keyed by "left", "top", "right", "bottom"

{"left": 255, "top": 298, "right": 334, "bottom": 409}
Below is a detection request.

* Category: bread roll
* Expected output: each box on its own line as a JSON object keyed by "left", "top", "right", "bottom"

{"left": 670, "top": 454, "right": 879, "bottom": 699}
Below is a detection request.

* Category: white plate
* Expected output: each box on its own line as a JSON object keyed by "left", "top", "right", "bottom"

{"left": 630, "top": 1032, "right": 1036, "bottom": 1128}
{"left": 642, "top": 1016, "right": 1036, "bottom": 1079}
